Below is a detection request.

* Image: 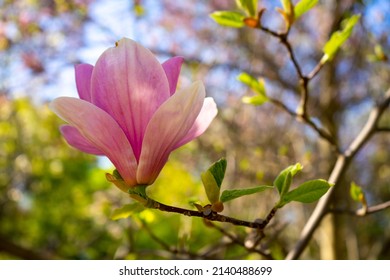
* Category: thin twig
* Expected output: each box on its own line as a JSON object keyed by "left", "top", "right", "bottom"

{"left": 258, "top": 23, "right": 338, "bottom": 149}
{"left": 147, "top": 199, "right": 261, "bottom": 229}
{"left": 280, "top": 35, "right": 305, "bottom": 79}
{"left": 139, "top": 219, "right": 202, "bottom": 259}
{"left": 259, "top": 26, "right": 283, "bottom": 38}
{"left": 376, "top": 127, "right": 390, "bottom": 133}
{"left": 329, "top": 200, "right": 390, "bottom": 216}
{"left": 207, "top": 222, "right": 273, "bottom": 259}
{"left": 140, "top": 219, "right": 172, "bottom": 252}
{"left": 269, "top": 97, "right": 338, "bottom": 148}
{"left": 307, "top": 60, "right": 326, "bottom": 80}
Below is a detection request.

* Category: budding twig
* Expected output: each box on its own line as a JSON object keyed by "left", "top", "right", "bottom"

{"left": 144, "top": 197, "right": 278, "bottom": 231}
{"left": 257, "top": 20, "right": 339, "bottom": 149}
{"left": 207, "top": 222, "right": 273, "bottom": 259}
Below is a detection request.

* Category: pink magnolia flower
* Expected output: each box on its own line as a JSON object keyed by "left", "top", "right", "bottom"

{"left": 50, "top": 38, "right": 217, "bottom": 190}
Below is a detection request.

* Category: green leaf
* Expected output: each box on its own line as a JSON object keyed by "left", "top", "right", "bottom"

{"left": 237, "top": 72, "right": 266, "bottom": 96}
{"left": 210, "top": 11, "right": 245, "bottom": 28}
{"left": 208, "top": 158, "right": 227, "bottom": 188}
{"left": 273, "top": 163, "right": 303, "bottom": 195}
{"left": 110, "top": 203, "right": 144, "bottom": 220}
{"left": 279, "top": 179, "right": 332, "bottom": 207}
{"left": 201, "top": 170, "right": 221, "bottom": 204}
{"left": 242, "top": 95, "right": 269, "bottom": 106}
{"left": 294, "top": 0, "right": 318, "bottom": 19}
{"left": 350, "top": 182, "right": 364, "bottom": 202}
{"left": 280, "top": 171, "right": 292, "bottom": 198}
{"left": 220, "top": 185, "right": 274, "bottom": 203}
{"left": 201, "top": 158, "right": 227, "bottom": 204}
{"left": 238, "top": 73, "right": 269, "bottom": 106}
{"left": 236, "top": 0, "right": 257, "bottom": 17}
{"left": 321, "top": 14, "right": 361, "bottom": 63}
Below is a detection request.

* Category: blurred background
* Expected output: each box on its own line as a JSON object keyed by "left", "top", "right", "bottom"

{"left": 0, "top": 0, "right": 389, "bottom": 259}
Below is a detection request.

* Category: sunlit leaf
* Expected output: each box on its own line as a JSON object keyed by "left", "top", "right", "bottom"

{"left": 238, "top": 73, "right": 269, "bottom": 106}
{"left": 110, "top": 203, "right": 144, "bottom": 220}
{"left": 201, "top": 170, "right": 220, "bottom": 204}
{"left": 294, "top": 0, "right": 318, "bottom": 19}
{"left": 242, "top": 95, "right": 269, "bottom": 106}
{"left": 210, "top": 11, "right": 245, "bottom": 28}
{"left": 208, "top": 158, "right": 227, "bottom": 188}
{"left": 201, "top": 158, "right": 227, "bottom": 204}
{"left": 273, "top": 163, "right": 303, "bottom": 195}
{"left": 350, "top": 182, "right": 364, "bottom": 202}
{"left": 236, "top": 0, "right": 257, "bottom": 17}
{"left": 278, "top": 179, "right": 332, "bottom": 207}
{"left": 220, "top": 185, "right": 274, "bottom": 202}
{"left": 280, "top": 171, "right": 292, "bottom": 198}
{"left": 321, "top": 14, "right": 361, "bottom": 63}
{"left": 237, "top": 73, "right": 266, "bottom": 96}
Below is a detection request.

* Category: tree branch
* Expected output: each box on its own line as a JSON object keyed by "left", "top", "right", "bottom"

{"left": 375, "top": 127, "right": 390, "bottom": 133}
{"left": 329, "top": 200, "right": 390, "bottom": 216}
{"left": 145, "top": 198, "right": 277, "bottom": 231}
{"left": 285, "top": 88, "right": 390, "bottom": 260}
{"left": 258, "top": 23, "right": 338, "bottom": 149}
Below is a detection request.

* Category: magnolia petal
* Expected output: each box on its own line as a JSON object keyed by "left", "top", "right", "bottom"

{"left": 60, "top": 125, "right": 104, "bottom": 155}
{"left": 137, "top": 81, "right": 205, "bottom": 184}
{"left": 50, "top": 97, "right": 138, "bottom": 186}
{"left": 162, "top": 56, "right": 184, "bottom": 95}
{"left": 75, "top": 64, "right": 94, "bottom": 102}
{"left": 91, "top": 38, "right": 170, "bottom": 160}
{"left": 173, "top": 97, "right": 217, "bottom": 149}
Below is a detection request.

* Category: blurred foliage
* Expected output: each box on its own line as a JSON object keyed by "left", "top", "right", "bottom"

{"left": 0, "top": 0, "right": 389, "bottom": 260}
{"left": 0, "top": 97, "right": 116, "bottom": 259}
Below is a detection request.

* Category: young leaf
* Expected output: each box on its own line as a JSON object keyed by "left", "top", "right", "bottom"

{"left": 110, "top": 203, "right": 144, "bottom": 220}
{"left": 201, "top": 170, "right": 221, "bottom": 204}
{"left": 201, "top": 158, "right": 227, "bottom": 204}
{"left": 220, "top": 185, "right": 274, "bottom": 203}
{"left": 273, "top": 163, "right": 303, "bottom": 194}
{"left": 210, "top": 11, "right": 245, "bottom": 28}
{"left": 237, "top": 73, "right": 266, "bottom": 96}
{"left": 277, "top": 0, "right": 295, "bottom": 30}
{"left": 208, "top": 158, "right": 227, "bottom": 188}
{"left": 236, "top": 0, "right": 257, "bottom": 17}
{"left": 279, "top": 179, "right": 332, "bottom": 207}
{"left": 294, "top": 0, "right": 318, "bottom": 19}
{"left": 238, "top": 73, "right": 269, "bottom": 106}
{"left": 368, "top": 44, "right": 388, "bottom": 62}
{"left": 280, "top": 171, "right": 292, "bottom": 198}
{"left": 242, "top": 95, "right": 269, "bottom": 106}
{"left": 350, "top": 182, "right": 368, "bottom": 214}
{"left": 350, "top": 182, "right": 363, "bottom": 202}
{"left": 321, "top": 14, "right": 361, "bottom": 63}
